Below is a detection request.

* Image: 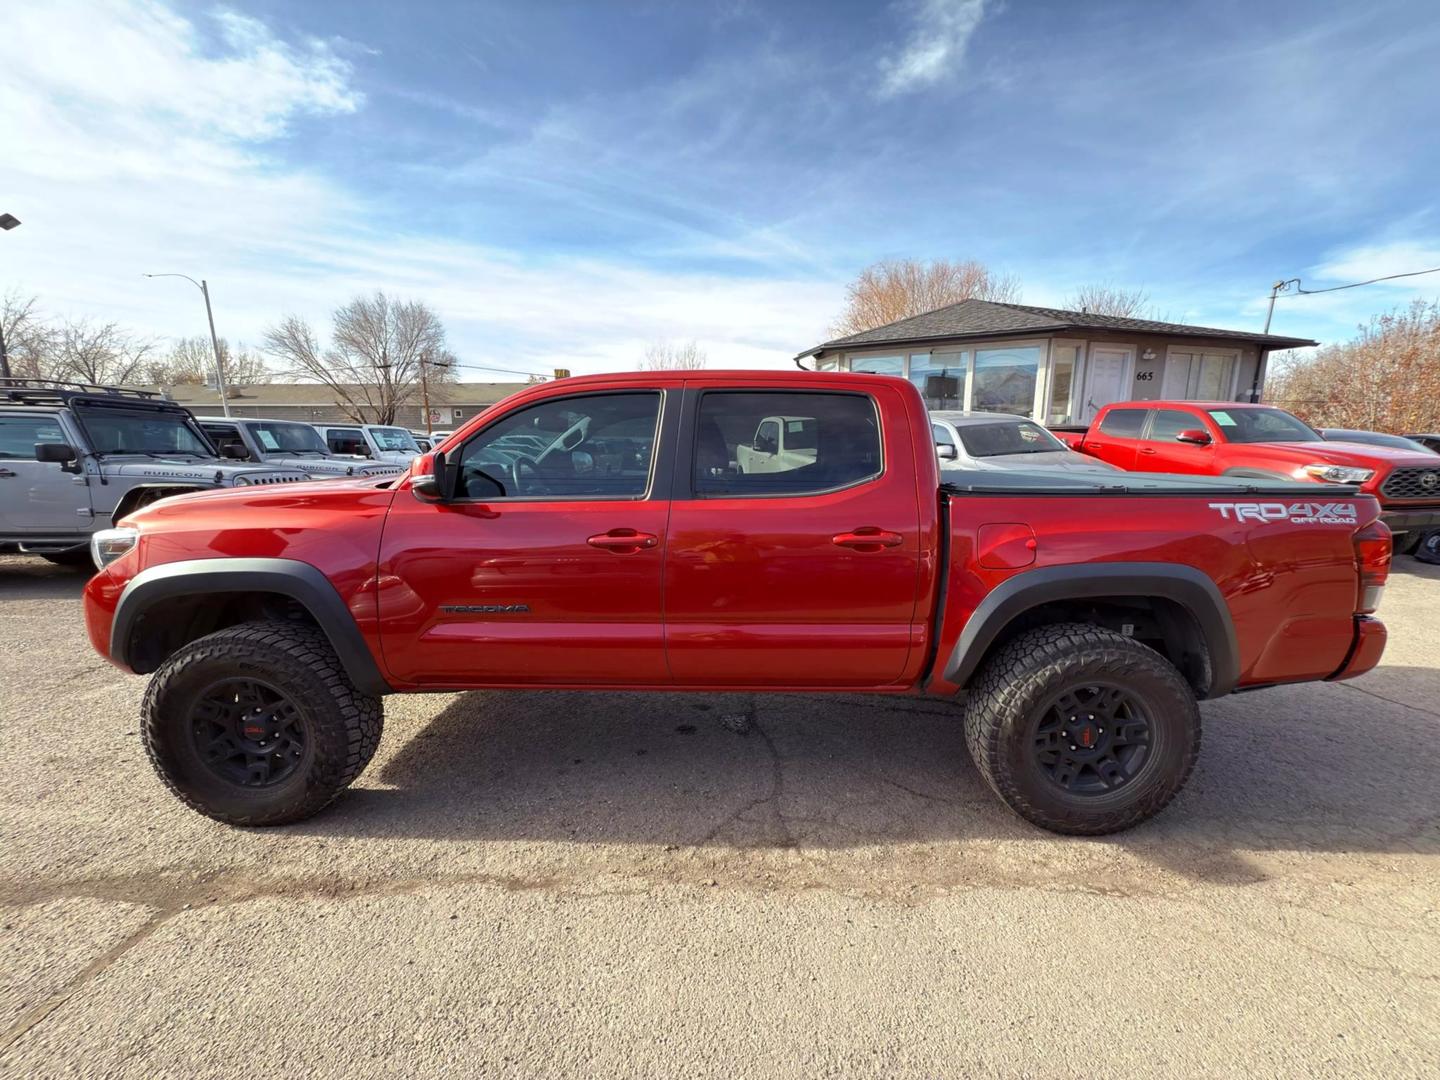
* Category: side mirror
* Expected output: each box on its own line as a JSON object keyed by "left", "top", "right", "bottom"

{"left": 936, "top": 444, "right": 958, "bottom": 460}
{"left": 221, "top": 443, "right": 250, "bottom": 460}
{"left": 35, "top": 443, "right": 77, "bottom": 464}
{"left": 1176, "top": 429, "right": 1212, "bottom": 446}
{"left": 410, "top": 451, "right": 445, "bottom": 502}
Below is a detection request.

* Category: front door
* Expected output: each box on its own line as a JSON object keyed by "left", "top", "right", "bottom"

{"left": 0, "top": 412, "right": 91, "bottom": 533}
{"left": 1081, "top": 346, "right": 1132, "bottom": 422}
{"left": 377, "top": 390, "right": 672, "bottom": 686}
{"left": 1137, "top": 408, "right": 1217, "bottom": 474}
{"left": 664, "top": 384, "right": 923, "bottom": 687}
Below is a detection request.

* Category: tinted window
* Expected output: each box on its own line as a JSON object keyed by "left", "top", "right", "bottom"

{"left": 694, "top": 391, "right": 880, "bottom": 496}
{"left": 249, "top": 422, "right": 328, "bottom": 454}
{"left": 370, "top": 427, "right": 419, "bottom": 452}
{"left": 1098, "top": 408, "right": 1146, "bottom": 437}
{"left": 1208, "top": 407, "right": 1320, "bottom": 443}
{"left": 957, "top": 419, "right": 1066, "bottom": 457}
{"left": 325, "top": 428, "right": 370, "bottom": 457}
{"left": 1148, "top": 410, "right": 1197, "bottom": 441}
{"left": 457, "top": 392, "right": 659, "bottom": 499}
{"left": 77, "top": 408, "right": 211, "bottom": 455}
{"left": 0, "top": 416, "right": 65, "bottom": 459}
{"left": 201, "top": 423, "right": 247, "bottom": 456}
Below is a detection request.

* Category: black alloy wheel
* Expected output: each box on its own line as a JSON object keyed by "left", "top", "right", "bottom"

{"left": 188, "top": 678, "right": 308, "bottom": 788}
{"left": 1033, "top": 684, "right": 1153, "bottom": 795}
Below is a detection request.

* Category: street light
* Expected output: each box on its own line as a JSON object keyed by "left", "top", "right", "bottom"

{"left": 0, "top": 213, "right": 20, "bottom": 379}
{"left": 143, "top": 273, "right": 231, "bottom": 417}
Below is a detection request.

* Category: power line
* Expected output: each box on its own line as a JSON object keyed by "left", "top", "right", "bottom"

{"left": 1273, "top": 264, "right": 1440, "bottom": 299}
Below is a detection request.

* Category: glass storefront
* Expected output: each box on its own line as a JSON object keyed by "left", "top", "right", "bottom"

{"left": 972, "top": 345, "right": 1042, "bottom": 416}
{"left": 908, "top": 351, "right": 968, "bottom": 410}
{"left": 847, "top": 355, "right": 904, "bottom": 375}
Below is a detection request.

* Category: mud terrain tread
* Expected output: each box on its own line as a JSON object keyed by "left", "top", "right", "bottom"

{"left": 141, "top": 621, "right": 382, "bottom": 826}
{"left": 963, "top": 622, "right": 1200, "bottom": 835}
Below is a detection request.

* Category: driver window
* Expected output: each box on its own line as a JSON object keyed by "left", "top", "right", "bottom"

{"left": 456, "top": 391, "right": 660, "bottom": 500}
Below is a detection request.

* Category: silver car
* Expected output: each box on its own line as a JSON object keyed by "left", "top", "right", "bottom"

{"left": 930, "top": 410, "right": 1120, "bottom": 474}
{"left": 197, "top": 417, "right": 405, "bottom": 480}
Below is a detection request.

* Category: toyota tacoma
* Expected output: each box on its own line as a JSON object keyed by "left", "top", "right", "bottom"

{"left": 82, "top": 372, "right": 1391, "bottom": 835}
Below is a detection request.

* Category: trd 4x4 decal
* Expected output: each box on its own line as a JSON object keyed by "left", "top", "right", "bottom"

{"left": 1209, "top": 501, "right": 1358, "bottom": 525}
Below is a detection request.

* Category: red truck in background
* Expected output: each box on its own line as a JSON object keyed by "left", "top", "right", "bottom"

{"left": 79, "top": 372, "right": 1391, "bottom": 837}
{"left": 1058, "top": 400, "right": 1440, "bottom": 551}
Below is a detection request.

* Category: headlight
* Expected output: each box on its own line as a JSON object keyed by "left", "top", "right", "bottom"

{"left": 1304, "top": 464, "right": 1374, "bottom": 484}
{"left": 91, "top": 527, "right": 139, "bottom": 568}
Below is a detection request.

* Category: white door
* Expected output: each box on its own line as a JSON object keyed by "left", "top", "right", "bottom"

{"left": 0, "top": 413, "right": 92, "bottom": 533}
{"left": 1080, "top": 347, "right": 1131, "bottom": 422}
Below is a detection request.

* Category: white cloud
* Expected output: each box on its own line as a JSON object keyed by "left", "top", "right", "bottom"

{"left": 1311, "top": 241, "right": 1440, "bottom": 289}
{"left": 1, "top": 1, "right": 842, "bottom": 378}
{"left": 878, "top": 0, "right": 990, "bottom": 97}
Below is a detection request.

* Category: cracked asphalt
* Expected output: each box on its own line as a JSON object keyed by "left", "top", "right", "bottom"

{"left": 2, "top": 555, "right": 1438, "bottom": 1078}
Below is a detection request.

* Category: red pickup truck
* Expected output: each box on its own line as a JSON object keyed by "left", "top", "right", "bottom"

{"left": 1059, "top": 400, "right": 1440, "bottom": 549}
{"left": 81, "top": 371, "right": 1391, "bottom": 836}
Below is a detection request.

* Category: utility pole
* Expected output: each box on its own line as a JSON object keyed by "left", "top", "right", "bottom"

{"left": 418, "top": 353, "right": 452, "bottom": 434}
{"left": 143, "top": 273, "right": 231, "bottom": 417}
{"left": 0, "top": 212, "right": 21, "bottom": 380}
{"left": 1263, "top": 278, "right": 1299, "bottom": 334}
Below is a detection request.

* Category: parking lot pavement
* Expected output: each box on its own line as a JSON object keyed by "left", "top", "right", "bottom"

{"left": 1, "top": 556, "right": 1437, "bottom": 1078}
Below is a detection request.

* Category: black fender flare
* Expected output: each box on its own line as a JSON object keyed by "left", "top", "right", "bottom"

{"left": 942, "top": 562, "right": 1239, "bottom": 699}
{"left": 111, "top": 483, "right": 213, "bottom": 522}
{"left": 111, "top": 557, "right": 391, "bottom": 696}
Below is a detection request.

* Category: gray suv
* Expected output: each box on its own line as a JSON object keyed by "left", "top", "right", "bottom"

{"left": 0, "top": 380, "right": 309, "bottom": 566}
{"left": 196, "top": 416, "right": 405, "bottom": 481}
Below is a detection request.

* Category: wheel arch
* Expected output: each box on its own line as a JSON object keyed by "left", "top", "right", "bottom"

{"left": 943, "top": 563, "right": 1239, "bottom": 699}
{"left": 112, "top": 484, "right": 210, "bottom": 522}
{"left": 111, "top": 558, "right": 391, "bottom": 696}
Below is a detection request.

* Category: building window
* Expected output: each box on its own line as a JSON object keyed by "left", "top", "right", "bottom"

{"left": 908, "top": 351, "right": 968, "bottom": 409}
{"left": 847, "top": 355, "right": 904, "bottom": 375}
{"left": 973, "top": 345, "right": 1042, "bottom": 416}
{"left": 1046, "top": 343, "right": 1079, "bottom": 425}
{"left": 1162, "top": 349, "right": 1239, "bottom": 400}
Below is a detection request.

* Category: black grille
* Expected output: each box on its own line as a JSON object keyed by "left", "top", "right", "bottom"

{"left": 1381, "top": 466, "right": 1440, "bottom": 500}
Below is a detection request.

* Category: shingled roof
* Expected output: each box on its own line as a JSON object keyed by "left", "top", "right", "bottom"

{"left": 798, "top": 298, "right": 1317, "bottom": 359}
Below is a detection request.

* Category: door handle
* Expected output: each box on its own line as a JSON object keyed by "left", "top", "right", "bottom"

{"left": 1139, "top": 447, "right": 1157, "bottom": 455}
{"left": 587, "top": 529, "right": 658, "bottom": 552}
{"left": 832, "top": 528, "right": 904, "bottom": 550}
{"left": 0, "top": 468, "right": 16, "bottom": 478}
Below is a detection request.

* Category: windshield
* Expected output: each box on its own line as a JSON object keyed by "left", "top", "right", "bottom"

{"left": 247, "top": 421, "right": 328, "bottom": 454}
{"left": 1208, "top": 407, "right": 1321, "bottom": 443}
{"left": 1323, "top": 429, "right": 1430, "bottom": 452}
{"left": 77, "top": 407, "right": 213, "bottom": 456}
{"left": 369, "top": 426, "right": 419, "bottom": 452}
{"left": 957, "top": 420, "right": 1067, "bottom": 457}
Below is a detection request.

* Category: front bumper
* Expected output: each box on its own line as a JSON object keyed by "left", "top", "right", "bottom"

{"left": 1325, "top": 616, "right": 1387, "bottom": 683}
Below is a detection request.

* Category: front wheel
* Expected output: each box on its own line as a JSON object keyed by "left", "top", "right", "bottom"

{"left": 1416, "top": 528, "right": 1440, "bottom": 565}
{"left": 963, "top": 623, "right": 1200, "bottom": 835}
{"left": 141, "top": 621, "right": 383, "bottom": 826}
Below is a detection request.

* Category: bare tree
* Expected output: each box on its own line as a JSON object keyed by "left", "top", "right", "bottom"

{"left": 831, "top": 258, "right": 1022, "bottom": 336}
{"left": 1, "top": 291, "right": 56, "bottom": 379}
{"left": 1265, "top": 300, "right": 1440, "bottom": 431}
{"left": 144, "top": 336, "right": 272, "bottom": 388}
{"left": 1066, "top": 283, "right": 1150, "bottom": 318}
{"left": 264, "top": 291, "right": 455, "bottom": 424}
{"left": 48, "top": 318, "right": 157, "bottom": 385}
{"left": 642, "top": 340, "right": 707, "bottom": 370}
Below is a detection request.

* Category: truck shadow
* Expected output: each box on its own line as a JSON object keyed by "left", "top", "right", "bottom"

{"left": 0, "top": 557, "right": 93, "bottom": 600}
{"left": 303, "top": 669, "right": 1440, "bottom": 877}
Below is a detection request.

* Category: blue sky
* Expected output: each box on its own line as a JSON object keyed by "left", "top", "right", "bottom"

{"left": 4, "top": 0, "right": 1440, "bottom": 378}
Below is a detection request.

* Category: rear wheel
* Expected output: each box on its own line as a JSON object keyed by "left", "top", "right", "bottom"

{"left": 1416, "top": 528, "right": 1440, "bottom": 565}
{"left": 141, "top": 621, "right": 383, "bottom": 826}
{"left": 963, "top": 623, "right": 1200, "bottom": 835}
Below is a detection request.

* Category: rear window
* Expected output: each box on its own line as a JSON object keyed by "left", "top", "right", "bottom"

{"left": 1098, "top": 408, "right": 1146, "bottom": 437}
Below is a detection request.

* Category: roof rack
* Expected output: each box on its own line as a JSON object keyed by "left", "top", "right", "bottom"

{"left": 0, "top": 378, "right": 168, "bottom": 407}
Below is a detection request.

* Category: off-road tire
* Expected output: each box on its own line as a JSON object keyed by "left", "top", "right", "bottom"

{"left": 963, "top": 623, "right": 1200, "bottom": 835}
{"left": 1413, "top": 528, "right": 1440, "bottom": 565}
{"left": 141, "top": 621, "right": 383, "bottom": 826}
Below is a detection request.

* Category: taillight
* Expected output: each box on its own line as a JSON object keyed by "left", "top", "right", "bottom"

{"left": 1353, "top": 521, "right": 1391, "bottom": 614}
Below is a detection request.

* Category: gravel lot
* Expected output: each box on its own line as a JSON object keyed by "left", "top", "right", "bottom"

{"left": 1, "top": 554, "right": 1437, "bottom": 1078}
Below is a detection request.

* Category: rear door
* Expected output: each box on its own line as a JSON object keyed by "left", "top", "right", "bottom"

{"left": 1137, "top": 408, "right": 1216, "bottom": 474}
{"left": 1082, "top": 407, "right": 1148, "bottom": 470}
{"left": 663, "top": 383, "right": 923, "bottom": 687}
{"left": 377, "top": 388, "right": 674, "bottom": 686}
{"left": 0, "top": 412, "right": 91, "bottom": 533}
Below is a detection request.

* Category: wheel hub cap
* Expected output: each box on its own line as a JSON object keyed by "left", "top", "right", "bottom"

{"left": 1034, "top": 684, "right": 1153, "bottom": 796}
{"left": 189, "top": 678, "right": 307, "bottom": 788}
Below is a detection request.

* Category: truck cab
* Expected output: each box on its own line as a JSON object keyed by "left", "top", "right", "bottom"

{"left": 314, "top": 423, "right": 422, "bottom": 465}
{"left": 197, "top": 417, "right": 405, "bottom": 480}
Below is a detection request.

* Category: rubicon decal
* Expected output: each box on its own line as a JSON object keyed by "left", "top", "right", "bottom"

{"left": 1209, "top": 501, "right": 1358, "bottom": 525}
